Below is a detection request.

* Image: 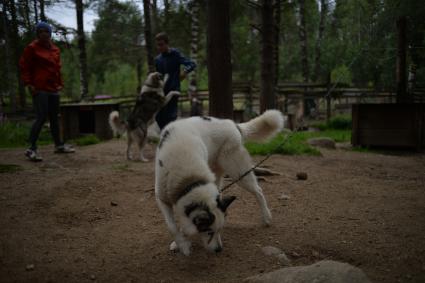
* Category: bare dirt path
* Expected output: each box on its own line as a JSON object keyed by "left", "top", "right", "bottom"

{"left": 0, "top": 140, "right": 424, "bottom": 283}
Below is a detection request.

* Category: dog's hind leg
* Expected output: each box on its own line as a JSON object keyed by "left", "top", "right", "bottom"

{"left": 138, "top": 133, "right": 149, "bottom": 162}
{"left": 219, "top": 148, "right": 272, "bottom": 226}
{"left": 127, "top": 135, "right": 133, "bottom": 160}
{"left": 156, "top": 198, "right": 192, "bottom": 255}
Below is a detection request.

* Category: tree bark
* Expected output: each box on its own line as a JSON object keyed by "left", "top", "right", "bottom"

{"left": 33, "top": 0, "right": 38, "bottom": 23}
{"left": 136, "top": 58, "right": 142, "bottom": 94}
{"left": 313, "top": 0, "right": 327, "bottom": 82}
{"left": 39, "top": 0, "right": 46, "bottom": 21}
{"left": 143, "top": 0, "right": 154, "bottom": 72}
{"left": 189, "top": 0, "right": 199, "bottom": 100}
{"left": 76, "top": 0, "right": 89, "bottom": 100}
{"left": 396, "top": 16, "right": 408, "bottom": 103}
{"left": 163, "top": 0, "right": 170, "bottom": 30}
{"left": 274, "top": 0, "right": 281, "bottom": 86}
{"left": 151, "top": 0, "right": 158, "bottom": 35}
{"left": 207, "top": 0, "right": 233, "bottom": 118}
{"left": 260, "top": 0, "right": 276, "bottom": 112}
{"left": 9, "top": 0, "right": 26, "bottom": 109}
{"left": 298, "top": 0, "right": 308, "bottom": 83}
{"left": 1, "top": 1, "right": 14, "bottom": 111}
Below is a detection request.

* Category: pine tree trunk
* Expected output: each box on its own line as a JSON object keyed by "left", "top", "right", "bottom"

{"left": 189, "top": 0, "right": 199, "bottom": 100}
{"left": 33, "top": 0, "right": 38, "bottom": 23}
{"left": 163, "top": 0, "right": 170, "bottom": 30}
{"left": 260, "top": 0, "right": 276, "bottom": 112}
{"left": 39, "top": 0, "right": 46, "bottom": 21}
{"left": 136, "top": 58, "right": 143, "bottom": 94}
{"left": 76, "top": 0, "right": 89, "bottom": 101}
{"left": 1, "top": 1, "right": 14, "bottom": 112}
{"left": 313, "top": 0, "right": 327, "bottom": 82}
{"left": 298, "top": 0, "right": 308, "bottom": 83}
{"left": 207, "top": 0, "right": 233, "bottom": 118}
{"left": 23, "top": 0, "right": 31, "bottom": 28}
{"left": 143, "top": 0, "right": 154, "bottom": 72}
{"left": 151, "top": 0, "right": 158, "bottom": 35}
{"left": 9, "top": 0, "right": 26, "bottom": 110}
{"left": 274, "top": 0, "right": 281, "bottom": 86}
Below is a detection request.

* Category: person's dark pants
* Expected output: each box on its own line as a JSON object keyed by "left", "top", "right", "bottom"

{"left": 29, "top": 91, "right": 62, "bottom": 150}
{"left": 156, "top": 95, "right": 179, "bottom": 130}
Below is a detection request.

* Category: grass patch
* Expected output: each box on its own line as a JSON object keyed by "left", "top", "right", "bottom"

{"left": 245, "top": 129, "right": 351, "bottom": 156}
{"left": 0, "top": 121, "right": 52, "bottom": 148}
{"left": 0, "top": 164, "right": 23, "bottom": 173}
{"left": 311, "top": 115, "right": 352, "bottom": 131}
{"left": 112, "top": 163, "right": 131, "bottom": 172}
{"left": 71, "top": 134, "right": 100, "bottom": 146}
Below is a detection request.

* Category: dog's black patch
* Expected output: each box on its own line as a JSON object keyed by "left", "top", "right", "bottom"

{"left": 201, "top": 116, "right": 212, "bottom": 121}
{"left": 159, "top": 160, "right": 163, "bottom": 167}
{"left": 158, "top": 129, "right": 171, "bottom": 149}
{"left": 217, "top": 195, "right": 237, "bottom": 212}
{"left": 185, "top": 202, "right": 216, "bottom": 232}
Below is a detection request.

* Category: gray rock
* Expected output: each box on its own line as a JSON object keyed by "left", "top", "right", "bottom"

{"left": 307, "top": 137, "right": 336, "bottom": 149}
{"left": 296, "top": 172, "right": 308, "bottom": 180}
{"left": 261, "top": 246, "right": 282, "bottom": 256}
{"left": 278, "top": 193, "right": 290, "bottom": 200}
{"left": 245, "top": 260, "right": 371, "bottom": 283}
{"left": 25, "top": 264, "right": 35, "bottom": 271}
{"left": 277, "top": 253, "right": 291, "bottom": 266}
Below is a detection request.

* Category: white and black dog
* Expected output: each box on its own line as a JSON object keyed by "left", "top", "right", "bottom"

{"left": 109, "top": 72, "right": 179, "bottom": 161}
{"left": 155, "top": 110, "right": 284, "bottom": 255}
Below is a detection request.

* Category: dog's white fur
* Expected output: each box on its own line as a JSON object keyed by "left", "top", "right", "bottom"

{"left": 155, "top": 110, "right": 284, "bottom": 255}
{"left": 109, "top": 72, "right": 178, "bottom": 161}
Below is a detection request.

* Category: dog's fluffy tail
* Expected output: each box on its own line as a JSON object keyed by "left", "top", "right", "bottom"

{"left": 238, "top": 110, "right": 284, "bottom": 142}
{"left": 109, "top": 111, "right": 127, "bottom": 136}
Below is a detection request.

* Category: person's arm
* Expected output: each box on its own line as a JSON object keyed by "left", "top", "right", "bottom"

{"left": 177, "top": 50, "right": 196, "bottom": 79}
{"left": 57, "top": 51, "right": 64, "bottom": 91}
{"left": 19, "top": 45, "right": 35, "bottom": 92}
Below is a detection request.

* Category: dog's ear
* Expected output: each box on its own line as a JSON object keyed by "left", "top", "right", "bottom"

{"left": 217, "top": 196, "right": 236, "bottom": 212}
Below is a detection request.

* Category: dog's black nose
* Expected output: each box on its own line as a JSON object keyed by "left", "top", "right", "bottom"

{"left": 215, "top": 246, "right": 223, "bottom": 253}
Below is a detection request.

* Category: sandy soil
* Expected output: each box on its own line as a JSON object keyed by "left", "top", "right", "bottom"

{"left": 0, "top": 140, "right": 424, "bottom": 283}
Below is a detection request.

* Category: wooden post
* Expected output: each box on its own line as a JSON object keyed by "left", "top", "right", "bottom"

{"left": 396, "top": 17, "right": 408, "bottom": 103}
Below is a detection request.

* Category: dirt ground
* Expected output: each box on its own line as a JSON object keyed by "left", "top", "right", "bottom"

{"left": 0, "top": 140, "right": 424, "bottom": 283}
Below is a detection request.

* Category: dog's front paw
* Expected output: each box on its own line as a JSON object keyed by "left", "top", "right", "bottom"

{"left": 169, "top": 241, "right": 178, "bottom": 252}
{"left": 262, "top": 210, "right": 272, "bottom": 227}
{"left": 140, "top": 156, "right": 150, "bottom": 162}
{"left": 178, "top": 240, "right": 192, "bottom": 256}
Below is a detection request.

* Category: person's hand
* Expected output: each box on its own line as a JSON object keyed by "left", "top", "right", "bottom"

{"left": 180, "top": 71, "right": 187, "bottom": 81}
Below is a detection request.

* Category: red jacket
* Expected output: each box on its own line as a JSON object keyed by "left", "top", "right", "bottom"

{"left": 19, "top": 40, "right": 64, "bottom": 94}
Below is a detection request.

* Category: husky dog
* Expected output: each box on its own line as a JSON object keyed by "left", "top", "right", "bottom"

{"left": 109, "top": 72, "right": 179, "bottom": 161}
{"left": 155, "top": 110, "right": 284, "bottom": 255}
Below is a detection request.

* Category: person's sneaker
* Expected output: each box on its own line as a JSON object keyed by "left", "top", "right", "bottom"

{"left": 25, "top": 149, "right": 43, "bottom": 162}
{"left": 54, "top": 144, "right": 75, "bottom": 153}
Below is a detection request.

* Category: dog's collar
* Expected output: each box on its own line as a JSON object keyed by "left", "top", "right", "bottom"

{"left": 176, "top": 180, "right": 208, "bottom": 201}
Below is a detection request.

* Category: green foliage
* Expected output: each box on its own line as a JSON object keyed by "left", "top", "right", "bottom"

{"left": 71, "top": 135, "right": 100, "bottom": 146}
{"left": 312, "top": 115, "right": 352, "bottom": 131}
{"left": 331, "top": 65, "right": 352, "bottom": 86}
{"left": 0, "top": 122, "right": 52, "bottom": 148}
{"left": 0, "top": 164, "right": 23, "bottom": 174}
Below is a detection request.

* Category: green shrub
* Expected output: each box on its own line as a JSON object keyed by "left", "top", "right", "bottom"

{"left": 0, "top": 122, "right": 52, "bottom": 148}
{"left": 71, "top": 134, "right": 100, "bottom": 146}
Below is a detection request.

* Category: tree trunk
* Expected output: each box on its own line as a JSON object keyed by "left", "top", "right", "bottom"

{"left": 189, "top": 0, "right": 199, "bottom": 100}
{"left": 151, "top": 0, "right": 158, "bottom": 35}
{"left": 9, "top": 0, "right": 26, "bottom": 110}
{"left": 39, "top": 0, "right": 46, "bottom": 21}
{"left": 143, "top": 0, "right": 154, "bottom": 73}
{"left": 313, "top": 0, "right": 327, "bottom": 82}
{"left": 136, "top": 58, "right": 143, "bottom": 94}
{"left": 298, "top": 0, "right": 308, "bottom": 83}
{"left": 76, "top": 0, "right": 89, "bottom": 101}
{"left": 207, "top": 0, "right": 233, "bottom": 118}
{"left": 1, "top": 0, "right": 14, "bottom": 112}
{"left": 23, "top": 0, "right": 31, "bottom": 28}
{"left": 163, "top": 0, "right": 170, "bottom": 30}
{"left": 274, "top": 0, "right": 281, "bottom": 86}
{"left": 396, "top": 16, "right": 408, "bottom": 103}
{"left": 33, "top": 0, "right": 38, "bottom": 23}
{"left": 260, "top": 0, "right": 276, "bottom": 112}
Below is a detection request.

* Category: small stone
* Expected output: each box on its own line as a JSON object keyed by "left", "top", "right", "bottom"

{"left": 25, "top": 264, "right": 35, "bottom": 271}
{"left": 90, "top": 274, "right": 96, "bottom": 280}
{"left": 110, "top": 201, "right": 118, "bottom": 206}
{"left": 278, "top": 193, "right": 290, "bottom": 200}
{"left": 261, "top": 246, "right": 282, "bottom": 256}
{"left": 290, "top": 251, "right": 301, "bottom": 258}
{"left": 277, "top": 253, "right": 291, "bottom": 266}
{"left": 312, "top": 250, "right": 320, "bottom": 257}
{"left": 296, "top": 172, "right": 308, "bottom": 180}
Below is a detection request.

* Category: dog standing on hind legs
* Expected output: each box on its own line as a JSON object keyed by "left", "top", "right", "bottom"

{"left": 109, "top": 72, "right": 179, "bottom": 161}
{"left": 155, "top": 110, "right": 284, "bottom": 255}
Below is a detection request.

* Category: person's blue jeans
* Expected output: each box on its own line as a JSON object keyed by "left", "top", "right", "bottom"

{"left": 29, "top": 91, "right": 62, "bottom": 150}
{"left": 155, "top": 95, "right": 179, "bottom": 130}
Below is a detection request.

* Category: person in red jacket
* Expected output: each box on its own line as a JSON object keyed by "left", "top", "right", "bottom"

{"left": 20, "top": 21, "right": 74, "bottom": 161}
